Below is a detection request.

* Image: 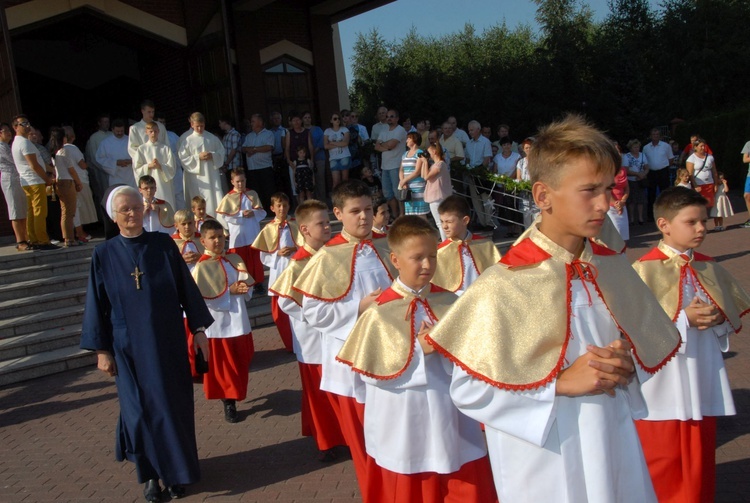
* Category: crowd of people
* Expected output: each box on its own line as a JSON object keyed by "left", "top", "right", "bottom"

{"left": 3, "top": 100, "right": 749, "bottom": 502}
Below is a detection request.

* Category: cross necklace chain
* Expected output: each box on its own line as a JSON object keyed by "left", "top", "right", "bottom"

{"left": 121, "top": 239, "right": 147, "bottom": 291}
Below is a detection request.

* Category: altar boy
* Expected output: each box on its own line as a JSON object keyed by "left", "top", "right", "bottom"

{"left": 426, "top": 115, "right": 681, "bottom": 502}
{"left": 633, "top": 186, "right": 750, "bottom": 503}
{"left": 338, "top": 216, "right": 497, "bottom": 502}
{"left": 138, "top": 175, "right": 174, "bottom": 234}
{"left": 192, "top": 219, "right": 256, "bottom": 423}
{"left": 293, "top": 180, "right": 395, "bottom": 495}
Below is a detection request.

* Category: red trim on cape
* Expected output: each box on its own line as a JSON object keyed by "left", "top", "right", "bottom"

{"left": 325, "top": 233, "right": 349, "bottom": 247}
{"left": 499, "top": 238, "right": 552, "bottom": 268}
{"left": 374, "top": 287, "right": 403, "bottom": 305}
{"left": 589, "top": 239, "right": 618, "bottom": 256}
{"left": 438, "top": 239, "right": 451, "bottom": 249}
{"left": 372, "top": 231, "right": 387, "bottom": 239}
{"left": 291, "top": 246, "right": 313, "bottom": 261}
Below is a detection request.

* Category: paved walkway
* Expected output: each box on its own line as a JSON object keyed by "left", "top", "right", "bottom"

{"left": 0, "top": 208, "right": 749, "bottom": 502}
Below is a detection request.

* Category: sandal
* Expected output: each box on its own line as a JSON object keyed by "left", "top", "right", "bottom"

{"left": 63, "top": 240, "right": 80, "bottom": 248}
{"left": 16, "top": 241, "right": 30, "bottom": 252}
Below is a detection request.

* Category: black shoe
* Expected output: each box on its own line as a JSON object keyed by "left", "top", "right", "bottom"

{"left": 167, "top": 485, "right": 186, "bottom": 499}
{"left": 37, "top": 243, "right": 61, "bottom": 251}
{"left": 223, "top": 399, "right": 238, "bottom": 423}
{"left": 143, "top": 479, "right": 162, "bottom": 502}
{"left": 317, "top": 448, "right": 337, "bottom": 462}
{"left": 253, "top": 283, "right": 266, "bottom": 295}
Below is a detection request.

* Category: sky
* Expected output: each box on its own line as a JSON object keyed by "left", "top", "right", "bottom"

{"left": 338, "top": 0, "right": 660, "bottom": 85}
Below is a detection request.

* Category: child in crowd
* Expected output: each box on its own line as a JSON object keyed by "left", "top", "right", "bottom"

{"left": 361, "top": 165, "right": 382, "bottom": 199}
{"left": 270, "top": 199, "right": 345, "bottom": 462}
{"left": 338, "top": 216, "right": 497, "bottom": 503}
{"left": 216, "top": 169, "right": 267, "bottom": 292}
{"left": 675, "top": 167, "right": 691, "bottom": 188}
{"left": 633, "top": 186, "right": 749, "bottom": 503}
{"left": 171, "top": 210, "right": 203, "bottom": 272}
{"left": 371, "top": 197, "right": 389, "bottom": 236}
{"left": 138, "top": 175, "right": 174, "bottom": 234}
{"left": 293, "top": 179, "right": 395, "bottom": 496}
{"left": 251, "top": 192, "right": 304, "bottom": 352}
{"left": 191, "top": 195, "right": 216, "bottom": 232}
{"left": 427, "top": 115, "right": 681, "bottom": 502}
{"left": 192, "top": 219, "right": 256, "bottom": 423}
{"left": 431, "top": 195, "right": 501, "bottom": 296}
{"left": 292, "top": 145, "right": 315, "bottom": 204}
{"left": 712, "top": 172, "right": 733, "bottom": 231}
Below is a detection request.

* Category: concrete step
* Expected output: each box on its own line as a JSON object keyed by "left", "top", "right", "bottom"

{"left": 0, "top": 272, "right": 89, "bottom": 302}
{"left": 0, "top": 324, "right": 82, "bottom": 360}
{"left": 0, "top": 304, "right": 84, "bottom": 339}
{"left": 0, "top": 288, "right": 88, "bottom": 320}
{"left": 0, "top": 345, "right": 95, "bottom": 386}
{"left": 0, "top": 257, "right": 91, "bottom": 285}
{"left": 0, "top": 240, "right": 98, "bottom": 271}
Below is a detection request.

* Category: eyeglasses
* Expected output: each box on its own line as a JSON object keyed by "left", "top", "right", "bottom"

{"left": 387, "top": 115, "right": 396, "bottom": 118}
{"left": 115, "top": 206, "right": 144, "bottom": 215}
{"left": 15, "top": 121, "right": 30, "bottom": 128}
{"left": 332, "top": 117, "right": 340, "bottom": 121}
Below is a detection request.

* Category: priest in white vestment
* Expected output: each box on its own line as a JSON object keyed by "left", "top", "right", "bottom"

{"left": 128, "top": 100, "right": 167, "bottom": 163}
{"left": 178, "top": 112, "right": 226, "bottom": 227}
{"left": 96, "top": 120, "right": 135, "bottom": 187}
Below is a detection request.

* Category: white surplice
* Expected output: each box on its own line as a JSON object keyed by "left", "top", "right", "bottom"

{"left": 134, "top": 141, "right": 176, "bottom": 209}
{"left": 279, "top": 295, "right": 322, "bottom": 364}
{"left": 639, "top": 249, "right": 735, "bottom": 421}
{"left": 261, "top": 225, "right": 295, "bottom": 296}
{"left": 222, "top": 194, "right": 267, "bottom": 249}
{"left": 96, "top": 134, "right": 135, "bottom": 187}
{"left": 301, "top": 244, "right": 392, "bottom": 401}
{"left": 199, "top": 259, "right": 252, "bottom": 339}
{"left": 450, "top": 280, "right": 657, "bottom": 503}
{"left": 127, "top": 119, "right": 168, "bottom": 163}
{"left": 360, "top": 279, "right": 487, "bottom": 475}
{"left": 178, "top": 130, "right": 226, "bottom": 225}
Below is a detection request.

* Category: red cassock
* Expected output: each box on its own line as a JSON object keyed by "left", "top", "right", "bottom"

{"left": 298, "top": 363, "right": 346, "bottom": 450}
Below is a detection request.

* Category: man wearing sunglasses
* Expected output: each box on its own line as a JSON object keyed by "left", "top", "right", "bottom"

{"left": 11, "top": 115, "right": 58, "bottom": 250}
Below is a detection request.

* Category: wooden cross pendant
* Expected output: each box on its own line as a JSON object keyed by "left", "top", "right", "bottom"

{"left": 131, "top": 266, "right": 144, "bottom": 290}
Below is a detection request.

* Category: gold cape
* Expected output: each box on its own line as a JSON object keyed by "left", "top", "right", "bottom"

{"left": 268, "top": 244, "right": 316, "bottom": 306}
{"left": 425, "top": 225, "right": 680, "bottom": 391}
{"left": 292, "top": 230, "right": 396, "bottom": 302}
{"left": 632, "top": 241, "right": 750, "bottom": 333}
{"left": 432, "top": 235, "right": 502, "bottom": 292}
{"left": 216, "top": 189, "right": 262, "bottom": 216}
{"left": 251, "top": 218, "right": 305, "bottom": 252}
{"left": 191, "top": 250, "right": 251, "bottom": 299}
{"left": 337, "top": 281, "right": 457, "bottom": 379}
{"left": 146, "top": 199, "right": 175, "bottom": 228}
{"left": 171, "top": 231, "right": 205, "bottom": 256}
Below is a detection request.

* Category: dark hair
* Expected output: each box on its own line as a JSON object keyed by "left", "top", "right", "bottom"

{"left": 295, "top": 199, "right": 328, "bottom": 224}
{"left": 48, "top": 127, "right": 65, "bottom": 156}
{"left": 219, "top": 115, "right": 234, "bottom": 126}
{"left": 287, "top": 110, "right": 301, "bottom": 120}
{"left": 111, "top": 119, "right": 126, "bottom": 129}
{"left": 270, "top": 192, "right": 290, "bottom": 205}
{"left": 499, "top": 136, "right": 513, "bottom": 146}
{"left": 407, "top": 131, "right": 421, "bottom": 146}
{"left": 387, "top": 215, "right": 438, "bottom": 250}
{"left": 140, "top": 99, "right": 155, "bottom": 110}
{"left": 332, "top": 179, "right": 372, "bottom": 210}
{"left": 139, "top": 175, "right": 157, "bottom": 186}
{"left": 438, "top": 194, "right": 471, "bottom": 218}
{"left": 230, "top": 168, "right": 246, "bottom": 179}
{"left": 373, "top": 197, "right": 388, "bottom": 210}
{"left": 296, "top": 145, "right": 309, "bottom": 157}
{"left": 654, "top": 186, "right": 708, "bottom": 221}
{"left": 201, "top": 219, "right": 224, "bottom": 233}
{"left": 12, "top": 115, "right": 28, "bottom": 127}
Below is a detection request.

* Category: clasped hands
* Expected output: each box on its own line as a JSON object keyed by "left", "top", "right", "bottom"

{"left": 556, "top": 339, "right": 635, "bottom": 397}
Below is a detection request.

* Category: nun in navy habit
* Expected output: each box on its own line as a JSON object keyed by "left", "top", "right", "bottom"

{"left": 81, "top": 185, "right": 213, "bottom": 502}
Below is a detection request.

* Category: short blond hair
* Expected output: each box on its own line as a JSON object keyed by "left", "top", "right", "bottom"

{"left": 189, "top": 112, "right": 205, "bottom": 124}
{"left": 295, "top": 199, "right": 328, "bottom": 225}
{"left": 174, "top": 209, "right": 194, "bottom": 224}
{"left": 145, "top": 121, "right": 157, "bottom": 131}
{"left": 387, "top": 215, "right": 438, "bottom": 252}
{"left": 528, "top": 114, "right": 619, "bottom": 187}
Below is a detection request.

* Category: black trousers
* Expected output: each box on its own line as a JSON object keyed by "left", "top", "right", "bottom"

{"left": 247, "top": 166, "right": 277, "bottom": 211}
{"left": 646, "top": 168, "right": 671, "bottom": 220}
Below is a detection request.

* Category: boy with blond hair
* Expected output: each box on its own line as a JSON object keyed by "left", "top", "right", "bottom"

{"left": 270, "top": 199, "right": 345, "bottom": 461}
{"left": 633, "top": 186, "right": 750, "bottom": 503}
{"left": 190, "top": 195, "right": 215, "bottom": 232}
{"left": 427, "top": 115, "right": 681, "bottom": 502}
{"left": 171, "top": 209, "right": 203, "bottom": 272}
{"left": 432, "top": 195, "right": 501, "bottom": 295}
{"left": 293, "top": 180, "right": 395, "bottom": 495}
{"left": 252, "top": 192, "right": 304, "bottom": 352}
{"left": 338, "top": 216, "right": 497, "bottom": 502}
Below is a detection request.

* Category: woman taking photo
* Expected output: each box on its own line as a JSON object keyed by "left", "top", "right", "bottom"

{"left": 399, "top": 132, "right": 429, "bottom": 218}
{"left": 686, "top": 138, "right": 719, "bottom": 208}
{"left": 423, "top": 141, "right": 452, "bottom": 239}
{"left": 323, "top": 112, "right": 350, "bottom": 189}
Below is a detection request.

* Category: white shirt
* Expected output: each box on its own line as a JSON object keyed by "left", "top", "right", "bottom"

{"left": 451, "top": 281, "right": 656, "bottom": 502}
{"left": 260, "top": 224, "right": 295, "bottom": 295}
{"left": 11, "top": 136, "right": 45, "bottom": 186}
{"left": 456, "top": 232, "right": 480, "bottom": 296}
{"left": 465, "top": 136, "right": 492, "bottom": 167}
{"left": 493, "top": 152, "right": 521, "bottom": 176}
{"left": 453, "top": 128, "right": 470, "bottom": 146}
{"left": 360, "top": 278, "right": 487, "bottom": 474}
{"left": 222, "top": 194, "right": 267, "bottom": 249}
{"left": 301, "top": 242, "right": 392, "bottom": 399}
{"left": 279, "top": 293, "right": 322, "bottom": 364}
{"left": 378, "top": 125, "right": 408, "bottom": 171}
{"left": 203, "top": 259, "right": 253, "bottom": 339}
{"left": 96, "top": 135, "right": 136, "bottom": 187}
{"left": 686, "top": 153, "right": 716, "bottom": 186}
{"left": 642, "top": 140, "right": 674, "bottom": 171}
{"left": 142, "top": 199, "right": 174, "bottom": 235}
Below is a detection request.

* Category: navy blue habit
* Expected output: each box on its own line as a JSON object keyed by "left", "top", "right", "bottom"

{"left": 80, "top": 231, "right": 214, "bottom": 486}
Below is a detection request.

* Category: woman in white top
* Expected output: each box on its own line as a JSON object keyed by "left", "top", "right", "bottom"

{"left": 492, "top": 137, "right": 520, "bottom": 176}
{"left": 686, "top": 138, "right": 719, "bottom": 208}
{"left": 323, "top": 113, "right": 351, "bottom": 189}
{"left": 63, "top": 126, "right": 97, "bottom": 242}
{"left": 49, "top": 127, "right": 83, "bottom": 247}
{"left": 623, "top": 139, "right": 649, "bottom": 225}
{"left": 514, "top": 139, "right": 533, "bottom": 181}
